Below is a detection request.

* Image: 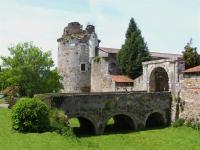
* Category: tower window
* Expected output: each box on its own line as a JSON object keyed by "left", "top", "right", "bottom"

{"left": 81, "top": 63, "right": 86, "bottom": 72}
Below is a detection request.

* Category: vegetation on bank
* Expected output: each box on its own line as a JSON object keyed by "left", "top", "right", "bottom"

{"left": 1, "top": 108, "right": 200, "bottom": 150}
{"left": 10, "top": 97, "right": 73, "bottom": 138}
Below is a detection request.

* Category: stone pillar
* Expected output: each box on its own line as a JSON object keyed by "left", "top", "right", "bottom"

{"left": 142, "top": 63, "right": 148, "bottom": 91}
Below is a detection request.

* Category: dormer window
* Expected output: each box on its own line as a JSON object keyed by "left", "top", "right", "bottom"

{"left": 81, "top": 63, "right": 86, "bottom": 72}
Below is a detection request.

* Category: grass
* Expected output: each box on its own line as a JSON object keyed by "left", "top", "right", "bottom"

{"left": 1, "top": 109, "right": 200, "bottom": 150}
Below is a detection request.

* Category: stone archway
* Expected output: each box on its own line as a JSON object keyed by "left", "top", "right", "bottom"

{"left": 103, "top": 113, "right": 136, "bottom": 133}
{"left": 149, "top": 67, "right": 169, "bottom": 92}
{"left": 145, "top": 112, "right": 165, "bottom": 128}
{"left": 68, "top": 116, "right": 96, "bottom": 136}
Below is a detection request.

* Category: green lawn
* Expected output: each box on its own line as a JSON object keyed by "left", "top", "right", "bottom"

{"left": 1, "top": 108, "right": 200, "bottom": 150}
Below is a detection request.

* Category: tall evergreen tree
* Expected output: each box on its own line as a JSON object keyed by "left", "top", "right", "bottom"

{"left": 182, "top": 39, "right": 200, "bottom": 69}
{"left": 117, "top": 18, "right": 151, "bottom": 79}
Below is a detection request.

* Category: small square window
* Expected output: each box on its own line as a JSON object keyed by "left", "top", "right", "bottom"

{"left": 81, "top": 64, "right": 86, "bottom": 72}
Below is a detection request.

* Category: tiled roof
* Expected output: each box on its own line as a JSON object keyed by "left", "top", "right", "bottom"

{"left": 111, "top": 75, "right": 134, "bottom": 83}
{"left": 183, "top": 66, "right": 200, "bottom": 73}
{"left": 99, "top": 47, "right": 182, "bottom": 59}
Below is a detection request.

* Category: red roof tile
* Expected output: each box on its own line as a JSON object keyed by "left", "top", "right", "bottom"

{"left": 183, "top": 66, "right": 200, "bottom": 73}
{"left": 111, "top": 75, "right": 134, "bottom": 83}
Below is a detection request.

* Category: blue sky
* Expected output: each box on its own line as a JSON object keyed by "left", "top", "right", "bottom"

{"left": 0, "top": 0, "right": 199, "bottom": 65}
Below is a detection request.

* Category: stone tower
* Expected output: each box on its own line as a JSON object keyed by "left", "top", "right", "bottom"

{"left": 57, "top": 22, "right": 99, "bottom": 93}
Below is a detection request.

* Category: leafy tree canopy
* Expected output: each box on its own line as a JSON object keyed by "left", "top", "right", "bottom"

{"left": 182, "top": 39, "right": 200, "bottom": 69}
{"left": 0, "top": 42, "right": 63, "bottom": 97}
{"left": 117, "top": 18, "right": 151, "bottom": 79}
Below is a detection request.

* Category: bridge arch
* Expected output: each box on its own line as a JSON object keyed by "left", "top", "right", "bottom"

{"left": 144, "top": 110, "right": 166, "bottom": 128}
{"left": 68, "top": 114, "right": 97, "bottom": 135}
{"left": 149, "top": 67, "right": 169, "bottom": 92}
{"left": 103, "top": 112, "right": 137, "bottom": 133}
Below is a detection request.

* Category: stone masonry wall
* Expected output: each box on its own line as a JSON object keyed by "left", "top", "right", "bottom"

{"left": 179, "top": 78, "right": 200, "bottom": 123}
{"left": 91, "top": 58, "right": 114, "bottom": 92}
{"left": 40, "top": 91, "right": 172, "bottom": 134}
{"left": 58, "top": 39, "right": 90, "bottom": 93}
{"left": 58, "top": 22, "right": 99, "bottom": 93}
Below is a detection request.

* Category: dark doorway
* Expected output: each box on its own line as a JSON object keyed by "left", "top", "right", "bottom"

{"left": 149, "top": 67, "right": 169, "bottom": 92}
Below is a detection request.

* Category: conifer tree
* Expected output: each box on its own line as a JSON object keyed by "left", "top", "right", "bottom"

{"left": 182, "top": 39, "right": 200, "bottom": 69}
{"left": 117, "top": 18, "right": 151, "bottom": 79}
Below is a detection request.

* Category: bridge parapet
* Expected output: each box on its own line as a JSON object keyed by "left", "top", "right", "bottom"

{"left": 38, "top": 91, "right": 172, "bottom": 135}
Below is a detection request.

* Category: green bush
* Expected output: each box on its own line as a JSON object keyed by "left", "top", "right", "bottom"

{"left": 49, "top": 109, "right": 74, "bottom": 137}
{"left": 172, "top": 118, "right": 185, "bottom": 127}
{"left": 49, "top": 109, "right": 68, "bottom": 129}
{"left": 11, "top": 97, "right": 50, "bottom": 132}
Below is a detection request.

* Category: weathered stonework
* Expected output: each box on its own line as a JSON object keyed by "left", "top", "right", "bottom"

{"left": 57, "top": 22, "right": 185, "bottom": 94}
{"left": 142, "top": 58, "right": 185, "bottom": 92}
{"left": 91, "top": 58, "right": 114, "bottom": 92}
{"left": 179, "top": 78, "right": 200, "bottom": 123}
{"left": 41, "top": 91, "right": 172, "bottom": 135}
{"left": 57, "top": 22, "right": 200, "bottom": 126}
{"left": 57, "top": 22, "right": 99, "bottom": 93}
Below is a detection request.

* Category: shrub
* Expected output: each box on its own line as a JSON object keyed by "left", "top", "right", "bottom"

{"left": 49, "top": 109, "right": 74, "bottom": 137}
{"left": 11, "top": 97, "right": 50, "bottom": 132}
{"left": 172, "top": 118, "right": 185, "bottom": 127}
{"left": 49, "top": 108, "right": 68, "bottom": 129}
{"left": 185, "top": 119, "right": 200, "bottom": 130}
{"left": 3, "top": 86, "right": 19, "bottom": 108}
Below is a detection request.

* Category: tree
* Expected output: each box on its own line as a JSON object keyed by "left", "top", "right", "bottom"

{"left": 0, "top": 42, "right": 63, "bottom": 97}
{"left": 182, "top": 39, "right": 200, "bottom": 69}
{"left": 117, "top": 18, "right": 151, "bottom": 79}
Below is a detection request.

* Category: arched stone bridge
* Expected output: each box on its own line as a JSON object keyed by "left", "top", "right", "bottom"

{"left": 41, "top": 91, "right": 172, "bottom": 135}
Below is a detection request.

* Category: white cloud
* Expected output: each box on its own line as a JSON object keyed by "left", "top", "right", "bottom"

{"left": 0, "top": 0, "right": 200, "bottom": 66}
{"left": 89, "top": 0, "right": 200, "bottom": 53}
{"left": 0, "top": 0, "right": 90, "bottom": 65}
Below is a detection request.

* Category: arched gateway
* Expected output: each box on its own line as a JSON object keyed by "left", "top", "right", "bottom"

{"left": 142, "top": 58, "right": 185, "bottom": 92}
{"left": 149, "top": 67, "right": 169, "bottom": 92}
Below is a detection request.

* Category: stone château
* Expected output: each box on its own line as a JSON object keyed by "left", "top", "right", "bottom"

{"left": 57, "top": 22, "right": 183, "bottom": 93}
{"left": 56, "top": 22, "right": 200, "bottom": 128}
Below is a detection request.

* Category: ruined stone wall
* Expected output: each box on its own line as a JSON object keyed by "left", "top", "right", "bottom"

{"left": 132, "top": 75, "right": 145, "bottom": 91}
{"left": 58, "top": 40, "right": 90, "bottom": 93}
{"left": 58, "top": 22, "right": 99, "bottom": 93}
{"left": 91, "top": 58, "right": 114, "bottom": 92}
{"left": 179, "top": 78, "right": 200, "bottom": 123}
